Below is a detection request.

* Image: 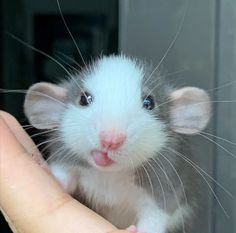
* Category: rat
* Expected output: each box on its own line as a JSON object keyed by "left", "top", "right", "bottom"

{"left": 24, "top": 55, "right": 211, "bottom": 233}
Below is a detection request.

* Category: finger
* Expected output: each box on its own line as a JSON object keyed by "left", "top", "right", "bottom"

{"left": 0, "top": 111, "right": 45, "bottom": 166}
{"left": 0, "top": 112, "right": 117, "bottom": 233}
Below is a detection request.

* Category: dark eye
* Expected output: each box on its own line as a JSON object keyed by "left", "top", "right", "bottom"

{"left": 143, "top": 95, "right": 155, "bottom": 110}
{"left": 79, "top": 92, "right": 93, "bottom": 106}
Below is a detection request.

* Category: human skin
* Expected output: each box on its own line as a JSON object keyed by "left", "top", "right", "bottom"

{"left": 0, "top": 111, "right": 135, "bottom": 233}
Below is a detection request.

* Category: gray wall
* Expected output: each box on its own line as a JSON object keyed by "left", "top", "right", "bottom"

{"left": 214, "top": 1, "right": 236, "bottom": 232}
{"left": 119, "top": 0, "right": 236, "bottom": 233}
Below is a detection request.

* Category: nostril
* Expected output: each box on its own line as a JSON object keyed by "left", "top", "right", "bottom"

{"left": 100, "top": 131, "right": 126, "bottom": 150}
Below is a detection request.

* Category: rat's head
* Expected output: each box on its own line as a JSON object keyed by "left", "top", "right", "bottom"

{"left": 24, "top": 55, "right": 211, "bottom": 172}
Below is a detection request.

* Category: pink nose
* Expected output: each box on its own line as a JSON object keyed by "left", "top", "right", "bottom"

{"left": 100, "top": 130, "right": 126, "bottom": 150}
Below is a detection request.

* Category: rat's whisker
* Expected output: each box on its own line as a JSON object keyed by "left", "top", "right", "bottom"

{"left": 33, "top": 137, "right": 63, "bottom": 151}
{"left": 151, "top": 156, "right": 186, "bottom": 233}
{"left": 206, "top": 79, "right": 236, "bottom": 94}
{"left": 45, "top": 147, "right": 66, "bottom": 163}
{"left": 141, "top": 163, "right": 154, "bottom": 198}
{"left": 23, "top": 137, "right": 63, "bottom": 162}
{"left": 0, "top": 89, "right": 67, "bottom": 107}
{"left": 172, "top": 126, "right": 236, "bottom": 160}
{"left": 168, "top": 148, "right": 234, "bottom": 199}
{"left": 55, "top": 51, "right": 82, "bottom": 70}
{"left": 7, "top": 33, "right": 70, "bottom": 75}
{"left": 164, "top": 99, "right": 236, "bottom": 115}
{"left": 200, "top": 131, "right": 236, "bottom": 146}
{"left": 54, "top": 54, "right": 80, "bottom": 73}
{"left": 29, "top": 129, "right": 60, "bottom": 139}
{"left": 146, "top": 159, "right": 167, "bottom": 211}
{"left": 144, "top": 0, "right": 189, "bottom": 87}
{"left": 6, "top": 32, "right": 85, "bottom": 95}
{"left": 168, "top": 148, "right": 230, "bottom": 217}
{"left": 158, "top": 152, "right": 188, "bottom": 208}
{"left": 56, "top": 0, "right": 87, "bottom": 68}
{"left": 198, "top": 133, "right": 236, "bottom": 159}
{"left": 144, "top": 69, "right": 187, "bottom": 101}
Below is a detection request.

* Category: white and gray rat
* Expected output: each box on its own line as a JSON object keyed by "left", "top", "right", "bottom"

{"left": 24, "top": 55, "right": 211, "bottom": 233}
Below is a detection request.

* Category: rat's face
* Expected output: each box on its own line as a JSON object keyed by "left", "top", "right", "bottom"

{"left": 24, "top": 55, "right": 211, "bottom": 172}
{"left": 60, "top": 56, "right": 168, "bottom": 171}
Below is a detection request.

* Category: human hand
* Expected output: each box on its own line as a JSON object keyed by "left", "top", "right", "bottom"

{"left": 0, "top": 111, "right": 133, "bottom": 233}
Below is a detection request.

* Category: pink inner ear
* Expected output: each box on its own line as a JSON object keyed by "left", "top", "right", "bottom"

{"left": 50, "top": 84, "right": 67, "bottom": 99}
{"left": 170, "top": 87, "right": 211, "bottom": 135}
{"left": 24, "top": 82, "right": 67, "bottom": 129}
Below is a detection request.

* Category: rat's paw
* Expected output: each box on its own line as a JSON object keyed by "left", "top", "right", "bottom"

{"left": 126, "top": 225, "right": 145, "bottom": 233}
{"left": 126, "top": 225, "right": 138, "bottom": 232}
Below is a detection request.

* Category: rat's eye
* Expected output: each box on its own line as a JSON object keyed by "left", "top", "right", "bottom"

{"left": 143, "top": 95, "right": 155, "bottom": 110}
{"left": 79, "top": 92, "right": 93, "bottom": 106}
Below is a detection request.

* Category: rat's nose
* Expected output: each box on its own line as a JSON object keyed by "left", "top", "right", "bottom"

{"left": 100, "top": 130, "right": 126, "bottom": 150}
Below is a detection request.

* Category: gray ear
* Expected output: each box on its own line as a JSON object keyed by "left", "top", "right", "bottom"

{"left": 169, "top": 87, "right": 211, "bottom": 135}
{"left": 24, "top": 82, "right": 67, "bottom": 129}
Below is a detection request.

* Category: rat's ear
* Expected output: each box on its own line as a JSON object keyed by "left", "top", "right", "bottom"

{"left": 169, "top": 87, "right": 211, "bottom": 135}
{"left": 24, "top": 82, "right": 67, "bottom": 129}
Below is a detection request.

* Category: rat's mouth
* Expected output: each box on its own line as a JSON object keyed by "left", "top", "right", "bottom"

{"left": 91, "top": 150, "right": 115, "bottom": 167}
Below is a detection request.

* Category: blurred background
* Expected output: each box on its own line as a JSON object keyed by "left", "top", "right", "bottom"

{"left": 0, "top": 0, "right": 235, "bottom": 233}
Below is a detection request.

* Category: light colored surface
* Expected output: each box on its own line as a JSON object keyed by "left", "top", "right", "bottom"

{"left": 119, "top": 0, "right": 235, "bottom": 232}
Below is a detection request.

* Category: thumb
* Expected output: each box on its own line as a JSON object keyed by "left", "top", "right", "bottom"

{"left": 0, "top": 112, "right": 117, "bottom": 233}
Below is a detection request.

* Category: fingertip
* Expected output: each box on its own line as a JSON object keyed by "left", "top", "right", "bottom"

{"left": 0, "top": 111, "right": 45, "bottom": 165}
{"left": 0, "top": 110, "right": 18, "bottom": 122}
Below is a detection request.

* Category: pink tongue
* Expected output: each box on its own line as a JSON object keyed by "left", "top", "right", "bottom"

{"left": 91, "top": 151, "right": 114, "bottom": 167}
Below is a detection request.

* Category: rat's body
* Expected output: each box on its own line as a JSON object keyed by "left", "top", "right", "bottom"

{"left": 24, "top": 55, "right": 211, "bottom": 233}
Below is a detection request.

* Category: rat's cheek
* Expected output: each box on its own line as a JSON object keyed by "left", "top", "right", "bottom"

{"left": 128, "top": 116, "right": 167, "bottom": 162}
{"left": 60, "top": 106, "right": 90, "bottom": 150}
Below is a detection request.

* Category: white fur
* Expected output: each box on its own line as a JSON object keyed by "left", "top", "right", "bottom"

{"left": 50, "top": 163, "right": 68, "bottom": 183}
{"left": 137, "top": 198, "right": 170, "bottom": 233}
{"left": 60, "top": 56, "right": 167, "bottom": 171}
{"left": 167, "top": 204, "right": 193, "bottom": 232}
{"left": 78, "top": 167, "right": 172, "bottom": 233}
{"left": 51, "top": 164, "right": 172, "bottom": 232}
{"left": 50, "top": 163, "right": 78, "bottom": 193}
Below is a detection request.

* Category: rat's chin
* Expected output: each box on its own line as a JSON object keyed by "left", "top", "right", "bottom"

{"left": 90, "top": 150, "right": 115, "bottom": 168}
